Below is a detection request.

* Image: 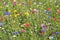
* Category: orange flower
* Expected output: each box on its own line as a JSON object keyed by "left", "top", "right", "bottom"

{"left": 24, "top": 22, "right": 30, "bottom": 28}
{"left": 47, "top": 7, "right": 51, "bottom": 11}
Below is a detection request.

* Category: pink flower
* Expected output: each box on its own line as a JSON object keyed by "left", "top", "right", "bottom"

{"left": 40, "top": 24, "right": 45, "bottom": 27}
{"left": 20, "top": 29, "right": 26, "bottom": 33}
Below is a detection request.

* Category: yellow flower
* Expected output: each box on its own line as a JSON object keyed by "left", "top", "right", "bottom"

{"left": 25, "top": 12, "right": 29, "bottom": 16}
{"left": 13, "top": 10, "right": 17, "bottom": 13}
{"left": 14, "top": 14, "right": 19, "bottom": 17}
{"left": 0, "top": 6, "right": 3, "bottom": 8}
{"left": 14, "top": 14, "right": 17, "bottom": 17}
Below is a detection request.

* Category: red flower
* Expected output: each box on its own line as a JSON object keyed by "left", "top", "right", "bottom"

{"left": 58, "top": 10, "right": 60, "bottom": 14}
{"left": 0, "top": 17, "right": 3, "bottom": 21}
{"left": 52, "top": 17, "right": 56, "bottom": 21}
{"left": 24, "top": 22, "right": 30, "bottom": 28}
{"left": 40, "top": 31, "right": 45, "bottom": 35}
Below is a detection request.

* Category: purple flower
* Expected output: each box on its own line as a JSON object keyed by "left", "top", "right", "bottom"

{"left": 56, "top": 32, "right": 60, "bottom": 34}
{"left": 14, "top": 31, "right": 19, "bottom": 35}
{"left": 5, "top": 12, "right": 10, "bottom": 16}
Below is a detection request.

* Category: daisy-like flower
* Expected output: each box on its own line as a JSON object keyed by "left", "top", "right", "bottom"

{"left": 12, "top": 35, "right": 16, "bottom": 37}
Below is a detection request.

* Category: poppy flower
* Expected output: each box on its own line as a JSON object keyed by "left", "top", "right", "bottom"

{"left": 0, "top": 17, "right": 3, "bottom": 21}
{"left": 24, "top": 22, "right": 30, "bottom": 28}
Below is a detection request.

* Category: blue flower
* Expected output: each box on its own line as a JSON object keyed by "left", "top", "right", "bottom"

{"left": 0, "top": 22, "right": 3, "bottom": 27}
{"left": 56, "top": 32, "right": 60, "bottom": 34}
{"left": 5, "top": 12, "right": 10, "bottom": 16}
{"left": 14, "top": 31, "right": 19, "bottom": 35}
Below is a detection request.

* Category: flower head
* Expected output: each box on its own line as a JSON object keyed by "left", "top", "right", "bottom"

{"left": 5, "top": 12, "right": 11, "bottom": 16}
{"left": 14, "top": 31, "right": 19, "bottom": 35}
